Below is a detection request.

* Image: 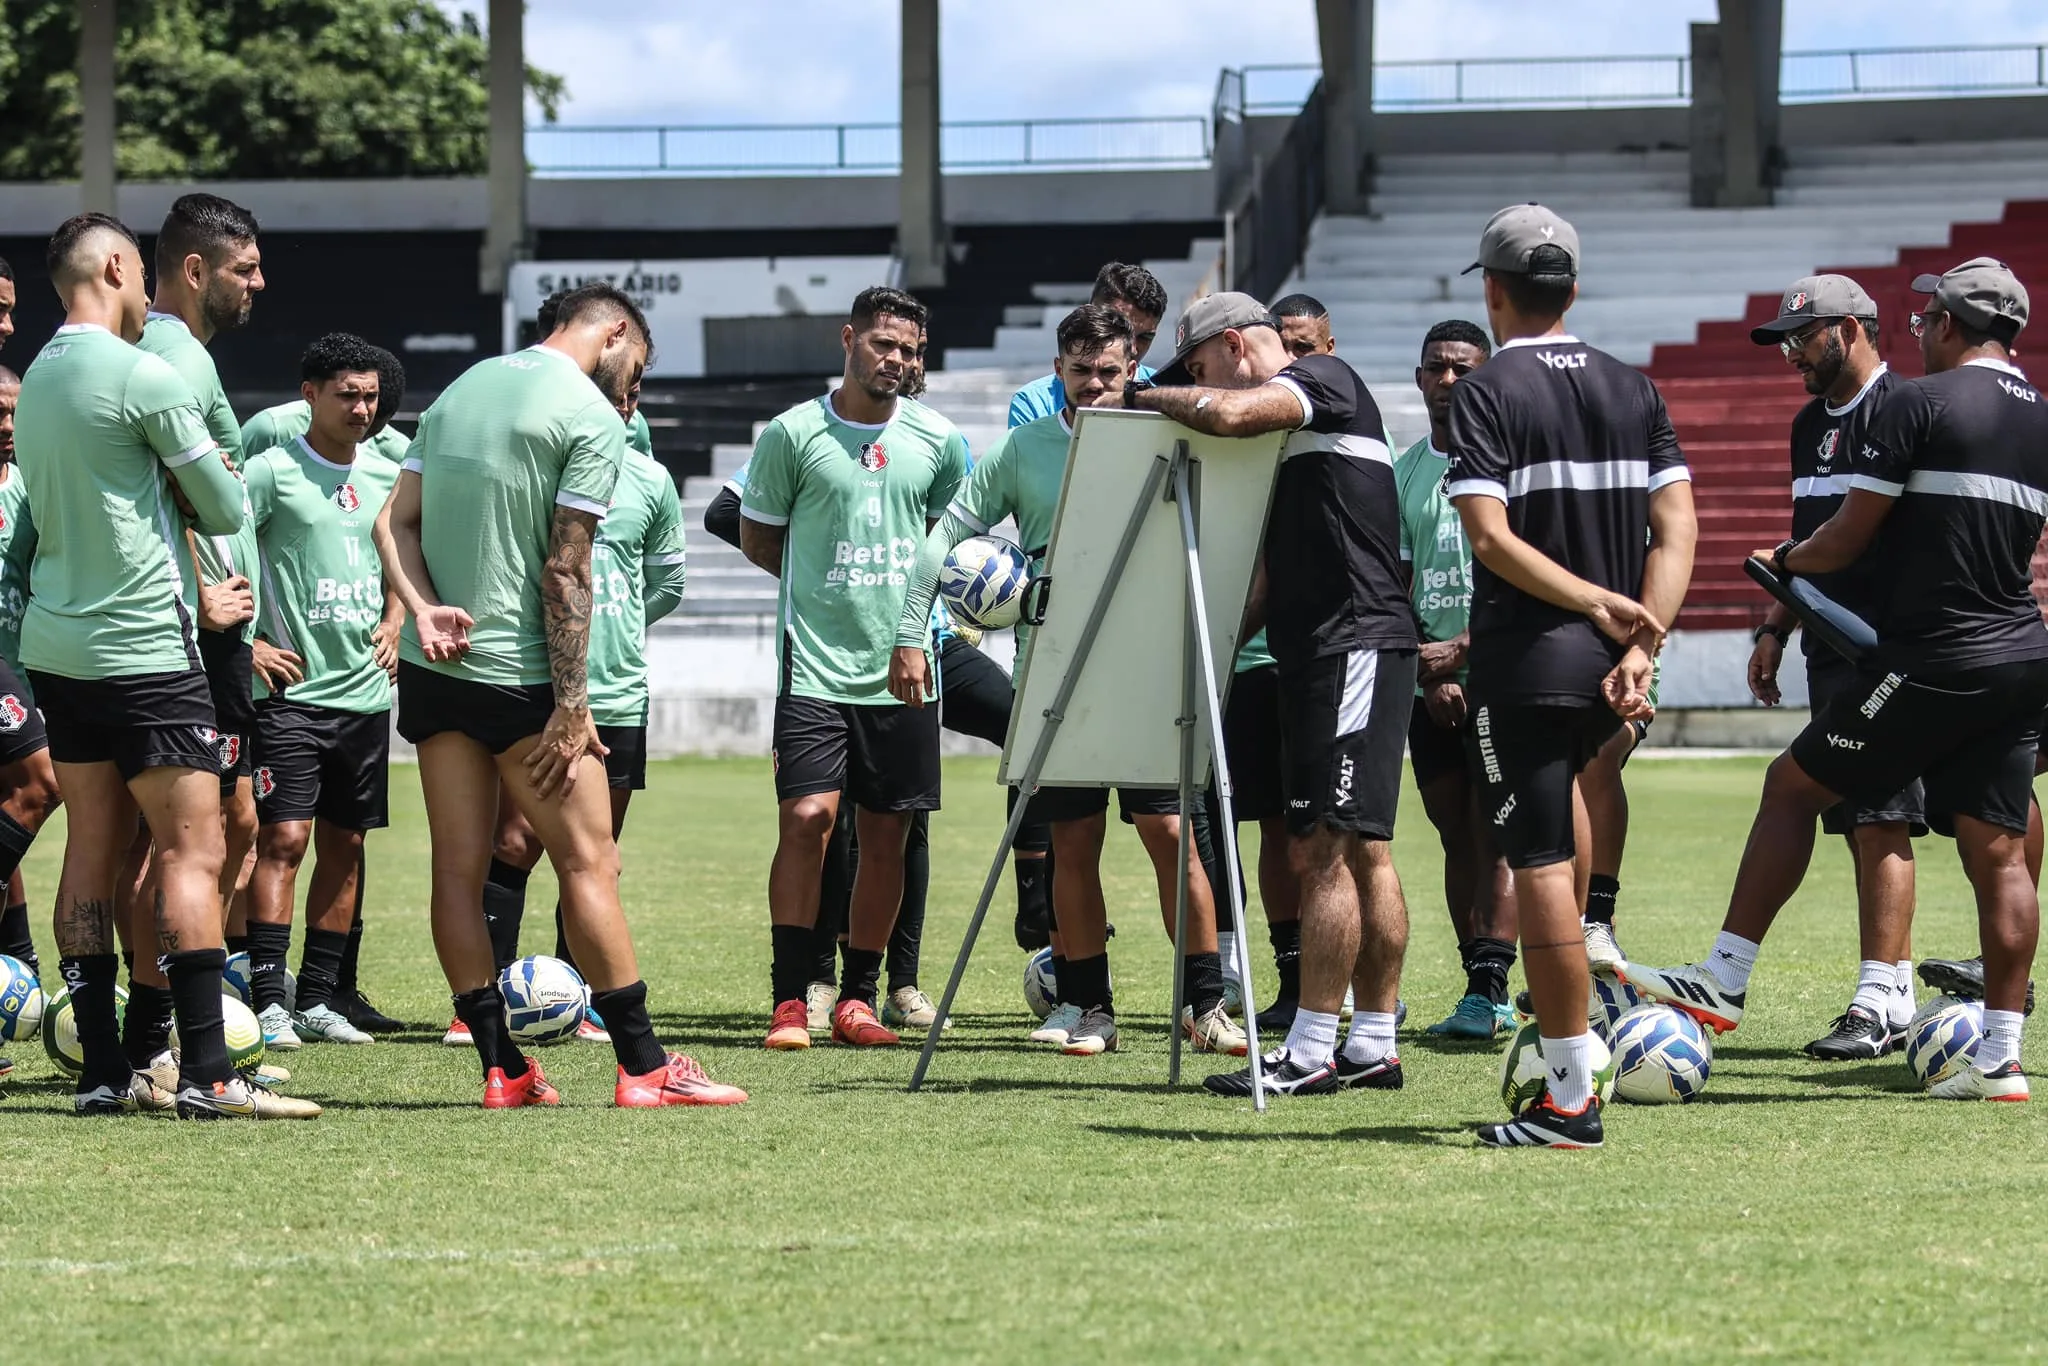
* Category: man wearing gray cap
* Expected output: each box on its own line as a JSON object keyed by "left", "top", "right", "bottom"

{"left": 1128, "top": 291, "right": 1417, "bottom": 1099}
{"left": 1630, "top": 257, "right": 2048, "bottom": 1102}
{"left": 1444, "top": 204, "right": 1696, "bottom": 1148}
{"left": 1744, "top": 275, "right": 1925, "bottom": 1061}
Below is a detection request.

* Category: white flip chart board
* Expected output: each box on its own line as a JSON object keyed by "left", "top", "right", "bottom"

{"left": 1000, "top": 408, "right": 1286, "bottom": 790}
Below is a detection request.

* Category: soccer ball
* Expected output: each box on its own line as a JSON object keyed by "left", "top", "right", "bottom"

{"left": 500, "top": 955, "right": 588, "bottom": 1044}
{"left": 1587, "top": 971, "right": 1642, "bottom": 1042}
{"left": 1905, "top": 995, "right": 1984, "bottom": 1087}
{"left": 0, "top": 953, "right": 43, "bottom": 1041}
{"left": 169, "top": 992, "right": 267, "bottom": 1071}
{"left": 42, "top": 984, "right": 130, "bottom": 1076}
{"left": 1608, "top": 1004, "right": 1714, "bottom": 1104}
{"left": 940, "top": 536, "right": 1032, "bottom": 630}
{"left": 1498, "top": 1021, "right": 1616, "bottom": 1115}
{"left": 1023, "top": 947, "right": 1057, "bottom": 1020}
{"left": 223, "top": 951, "right": 252, "bottom": 1003}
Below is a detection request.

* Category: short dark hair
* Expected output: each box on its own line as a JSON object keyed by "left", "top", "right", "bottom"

{"left": 47, "top": 212, "right": 138, "bottom": 281}
{"left": 371, "top": 344, "right": 406, "bottom": 413}
{"left": 0, "top": 255, "right": 12, "bottom": 283}
{"left": 1272, "top": 293, "right": 1329, "bottom": 321}
{"left": 301, "top": 332, "right": 385, "bottom": 385}
{"left": 849, "top": 285, "right": 928, "bottom": 333}
{"left": 1421, "top": 319, "right": 1492, "bottom": 360}
{"left": 1091, "top": 262, "right": 1167, "bottom": 320}
{"left": 155, "top": 193, "right": 260, "bottom": 280}
{"left": 536, "top": 288, "right": 567, "bottom": 336}
{"left": 1055, "top": 303, "right": 1135, "bottom": 358}
{"left": 548, "top": 282, "right": 652, "bottom": 348}
{"left": 1487, "top": 252, "right": 1575, "bottom": 319}
{"left": 1946, "top": 310, "right": 2020, "bottom": 350}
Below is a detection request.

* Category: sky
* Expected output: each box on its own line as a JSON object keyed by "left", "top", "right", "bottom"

{"left": 450, "top": 1, "right": 2048, "bottom": 126}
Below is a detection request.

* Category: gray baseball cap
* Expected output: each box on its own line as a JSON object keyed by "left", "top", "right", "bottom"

{"left": 1461, "top": 203, "right": 1580, "bottom": 278}
{"left": 1151, "top": 291, "right": 1277, "bottom": 385}
{"left": 1911, "top": 257, "right": 2029, "bottom": 338}
{"left": 1749, "top": 274, "right": 1877, "bottom": 344}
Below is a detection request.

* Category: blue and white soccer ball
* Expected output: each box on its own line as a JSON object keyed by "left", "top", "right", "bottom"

{"left": 940, "top": 535, "right": 1032, "bottom": 631}
{"left": 1498, "top": 1021, "right": 1616, "bottom": 1115}
{"left": 1608, "top": 1004, "right": 1714, "bottom": 1104}
{"left": 1587, "top": 971, "right": 1642, "bottom": 1043}
{"left": 1022, "top": 946, "right": 1110, "bottom": 1021}
{"left": 500, "top": 955, "right": 589, "bottom": 1045}
{"left": 223, "top": 950, "right": 253, "bottom": 1004}
{"left": 1905, "top": 994, "right": 1984, "bottom": 1087}
{"left": 0, "top": 953, "right": 43, "bottom": 1041}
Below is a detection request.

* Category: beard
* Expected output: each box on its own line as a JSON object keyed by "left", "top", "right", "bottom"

{"left": 591, "top": 349, "right": 637, "bottom": 408}
{"left": 203, "top": 279, "right": 252, "bottom": 333}
{"left": 1801, "top": 333, "right": 1846, "bottom": 396}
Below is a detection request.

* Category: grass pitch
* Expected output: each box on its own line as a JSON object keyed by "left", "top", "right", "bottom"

{"left": 4, "top": 755, "right": 2048, "bottom": 1363}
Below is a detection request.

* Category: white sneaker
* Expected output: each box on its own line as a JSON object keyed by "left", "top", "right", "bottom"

{"left": 127, "top": 1068, "right": 176, "bottom": 1112}
{"left": 804, "top": 981, "right": 836, "bottom": 1035}
{"left": 1183, "top": 1001, "right": 1249, "bottom": 1056}
{"left": 257, "top": 1003, "right": 303, "bottom": 1051}
{"left": 1583, "top": 920, "right": 1624, "bottom": 974}
{"left": 882, "top": 985, "right": 948, "bottom": 1031}
{"left": 175, "top": 1073, "right": 323, "bottom": 1120}
{"left": 1927, "top": 1059, "right": 2029, "bottom": 1101}
{"left": 1620, "top": 960, "right": 1746, "bottom": 1033}
{"left": 294, "top": 1003, "right": 375, "bottom": 1045}
{"left": 1029, "top": 1002, "right": 1083, "bottom": 1045}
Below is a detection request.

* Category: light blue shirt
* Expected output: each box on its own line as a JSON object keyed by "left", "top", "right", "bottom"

{"left": 1006, "top": 365, "right": 1156, "bottom": 429}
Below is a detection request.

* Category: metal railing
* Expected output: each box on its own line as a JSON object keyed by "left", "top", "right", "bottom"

{"left": 525, "top": 116, "right": 1210, "bottom": 176}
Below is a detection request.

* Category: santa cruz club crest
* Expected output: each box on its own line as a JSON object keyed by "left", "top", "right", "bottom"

{"left": 1790, "top": 291, "right": 1809, "bottom": 311}
{"left": 255, "top": 766, "right": 277, "bottom": 799}
{"left": 856, "top": 442, "right": 888, "bottom": 472}
{"left": 203, "top": 727, "right": 240, "bottom": 769}
{"left": 1817, "top": 429, "right": 1839, "bottom": 465}
{"left": 333, "top": 483, "right": 361, "bottom": 513}
{"left": 0, "top": 695, "right": 26, "bottom": 732}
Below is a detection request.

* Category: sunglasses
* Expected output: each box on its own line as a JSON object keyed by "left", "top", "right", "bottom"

{"left": 1779, "top": 318, "right": 1839, "bottom": 358}
{"left": 1909, "top": 309, "right": 1944, "bottom": 339}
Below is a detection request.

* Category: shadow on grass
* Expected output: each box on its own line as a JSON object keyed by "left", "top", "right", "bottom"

{"left": 811, "top": 1075, "right": 1188, "bottom": 1098}
{"left": 1087, "top": 1121, "right": 1472, "bottom": 1147}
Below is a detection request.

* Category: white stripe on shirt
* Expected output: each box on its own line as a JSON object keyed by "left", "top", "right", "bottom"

{"left": 1903, "top": 468, "right": 2048, "bottom": 515}
{"left": 1506, "top": 459, "right": 1646, "bottom": 497}
{"left": 947, "top": 500, "right": 992, "bottom": 535}
{"left": 1793, "top": 474, "right": 1852, "bottom": 499}
{"left": 1266, "top": 375, "right": 1314, "bottom": 427}
{"left": 555, "top": 491, "right": 609, "bottom": 516}
{"left": 1284, "top": 431, "right": 1393, "bottom": 465}
{"left": 1445, "top": 477, "right": 1508, "bottom": 503}
{"left": 162, "top": 439, "right": 220, "bottom": 470}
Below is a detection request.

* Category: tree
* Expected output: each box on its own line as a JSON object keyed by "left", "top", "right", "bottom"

{"left": 0, "top": 0, "right": 566, "bottom": 179}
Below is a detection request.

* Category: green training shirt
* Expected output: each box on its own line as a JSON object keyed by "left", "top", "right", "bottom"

{"left": 241, "top": 399, "right": 413, "bottom": 468}
{"left": 13, "top": 324, "right": 244, "bottom": 679}
{"left": 247, "top": 436, "right": 402, "bottom": 713}
{"left": 744, "top": 394, "right": 967, "bottom": 705}
{"left": 1395, "top": 436, "right": 1471, "bottom": 689}
{"left": 626, "top": 408, "right": 652, "bottom": 457}
{"left": 588, "top": 447, "right": 687, "bottom": 727}
{"left": 398, "top": 345, "right": 627, "bottom": 687}
{"left": 0, "top": 465, "right": 35, "bottom": 680}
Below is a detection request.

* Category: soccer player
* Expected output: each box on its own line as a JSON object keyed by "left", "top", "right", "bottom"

{"left": 1742, "top": 275, "right": 1923, "bottom": 1058}
{"left": 893, "top": 303, "right": 1248, "bottom": 1057}
{"left": 1117, "top": 293, "right": 1416, "bottom": 1098}
{"left": 1630, "top": 258, "right": 2048, "bottom": 1102}
{"left": 1272, "top": 294, "right": 1337, "bottom": 359}
{"left": 241, "top": 333, "right": 404, "bottom": 1049}
{"left": 0, "top": 255, "right": 14, "bottom": 349}
{"left": 1445, "top": 205, "right": 1696, "bottom": 1148}
{"left": 740, "top": 286, "right": 966, "bottom": 1051}
{"left": 15, "top": 212, "right": 315, "bottom": 1117}
{"left": 1007, "top": 263, "right": 1165, "bottom": 427}
{"left": 376, "top": 281, "right": 742, "bottom": 1108}
{"left": 1394, "top": 320, "right": 1520, "bottom": 1041}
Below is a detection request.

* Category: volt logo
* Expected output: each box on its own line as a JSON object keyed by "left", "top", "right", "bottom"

{"left": 1537, "top": 351, "right": 1588, "bottom": 371}
{"left": 1826, "top": 734, "right": 1865, "bottom": 750}
{"left": 1998, "top": 379, "right": 2038, "bottom": 403}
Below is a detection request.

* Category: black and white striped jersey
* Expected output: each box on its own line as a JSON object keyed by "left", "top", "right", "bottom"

{"left": 1261, "top": 353, "right": 1416, "bottom": 667}
{"left": 1444, "top": 335, "right": 1690, "bottom": 704}
{"left": 1852, "top": 358, "right": 2048, "bottom": 673}
{"left": 1788, "top": 365, "right": 1896, "bottom": 656}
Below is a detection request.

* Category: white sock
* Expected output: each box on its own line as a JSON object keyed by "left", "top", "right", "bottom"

{"left": 1217, "top": 932, "right": 1240, "bottom": 981}
{"left": 1283, "top": 1008, "right": 1339, "bottom": 1069}
{"left": 1891, "top": 960, "right": 1917, "bottom": 1028}
{"left": 1340, "top": 1010, "right": 1397, "bottom": 1064}
{"left": 1706, "top": 932, "right": 1760, "bottom": 993}
{"left": 1852, "top": 960, "right": 1894, "bottom": 1017}
{"left": 1979, "top": 1008, "right": 2024, "bottom": 1070}
{"left": 1540, "top": 1033, "right": 1595, "bottom": 1112}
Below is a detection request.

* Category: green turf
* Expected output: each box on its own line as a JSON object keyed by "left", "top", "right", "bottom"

{"left": 3, "top": 755, "right": 2046, "bottom": 1363}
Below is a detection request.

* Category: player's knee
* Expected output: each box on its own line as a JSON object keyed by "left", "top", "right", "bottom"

{"left": 1760, "top": 752, "right": 1831, "bottom": 816}
{"left": 551, "top": 839, "right": 621, "bottom": 884}
{"left": 781, "top": 797, "right": 836, "bottom": 845}
{"left": 2, "top": 759, "right": 62, "bottom": 825}
{"left": 257, "top": 823, "right": 311, "bottom": 867}
{"left": 1850, "top": 821, "right": 1912, "bottom": 862}
{"left": 491, "top": 824, "right": 543, "bottom": 867}
{"left": 1288, "top": 825, "right": 1349, "bottom": 882}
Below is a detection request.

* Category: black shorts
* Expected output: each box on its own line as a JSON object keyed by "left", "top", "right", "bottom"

{"left": 253, "top": 699, "right": 391, "bottom": 830}
{"left": 1792, "top": 656, "right": 2048, "bottom": 836}
{"left": 598, "top": 724, "right": 647, "bottom": 790}
{"left": 1804, "top": 648, "right": 1928, "bottom": 836}
{"left": 395, "top": 661, "right": 554, "bottom": 756}
{"left": 1406, "top": 689, "right": 1468, "bottom": 790}
{"left": 1277, "top": 648, "right": 1416, "bottom": 839}
{"left": 1467, "top": 698, "right": 1623, "bottom": 870}
{"left": 28, "top": 667, "right": 220, "bottom": 781}
{"left": 0, "top": 657, "right": 49, "bottom": 767}
{"left": 197, "top": 628, "right": 256, "bottom": 790}
{"left": 936, "top": 637, "right": 1014, "bottom": 748}
{"left": 772, "top": 694, "right": 940, "bottom": 812}
{"left": 1221, "top": 664, "right": 1284, "bottom": 822}
{"left": 1025, "top": 783, "right": 1182, "bottom": 826}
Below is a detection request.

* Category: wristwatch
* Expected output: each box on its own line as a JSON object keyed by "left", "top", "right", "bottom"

{"left": 1753, "top": 621, "right": 1791, "bottom": 646}
{"left": 1770, "top": 538, "right": 1799, "bottom": 575}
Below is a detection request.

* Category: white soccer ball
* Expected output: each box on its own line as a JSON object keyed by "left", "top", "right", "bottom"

{"left": 1608, "top": 1004, "right": 1714, "bottom": 1104}
{"left": 500, "top": 955, "right": 589, "bottom": 1044}
{"left": 1587, "top": 971, "right": 1642, "bottom": 1043}
{"left": 0, "top": 953, "right": 43, "bottom": 1041}
{"left": 1905, "top": 995, "right": 1985, "bottom": 1087}
{"left": 223, "top": 951, "right": 253, "bottom": 1004}
{"left": 1021, "top": 946, "right": 1109, "bottom": 1020}
{"left": 1498, "top": 1021, "right": 1615, "bottom": 1115}
{"left": 940, "top": 535, "right": 1032, "bottom": 630}
{"left": 42, "top": 984, "right": 129, "bottom": 1076}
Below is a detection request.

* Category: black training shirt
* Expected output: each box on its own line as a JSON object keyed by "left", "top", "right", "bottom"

{"left": 1787, "top": 365, "right": 1896, "bottom": 656}
{"left": 1445, "top": 335, "right": 1690, "bottom": 704}
{"left": 1260, "top": 353, "right": 1417, "bottom": 665}
{"left": 1852, "top": 358, "right": 2048, "bottom": 673}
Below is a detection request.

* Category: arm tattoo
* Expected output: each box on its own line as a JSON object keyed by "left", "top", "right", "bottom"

{"left": 56, "top": 894, "right": 115, "bottom": 955}
{"left": 543, "top": 504, "right": 598, "bottom": 710}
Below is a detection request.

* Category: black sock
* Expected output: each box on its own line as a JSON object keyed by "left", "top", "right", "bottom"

{"left": 482, "top": 859, "right": 530, "bottom": 972}
{"left": 1270, "top": 919, "right": 1302, "bottom": 1001}
{"left": 807, "top": 921, "right": 840, "bottom": 986}
{"left": 550, "top": 902, "right": 580, "bottom": 977}
{"left": 337, "top": 918, "right": 364, "bottom": 997}
{"left": 0, "top": 899, "right": 37, "bottom": 975}
{"left": 591, "top": 980, "right": 665, "bottom": 1075}
{"left": 246, "top": 920, "right": 293, "bottom": 1014}
{"left": 62, "top": 954, "right": 126, "bottom": 1090}
{"left": 771, "top": 923, "right": 814, "bottom": 1006}
{"left": 1586, "top": 874, "right": 1620, "bottom": 926}
{"left": 121, "top": 949, "right": 134, "bottom": 978}
{"left": 1048, "top": 954, "right": 1068, "bottom": 1007}
{"left": 164, "top": 948, "right": 232, "bottom": 1086}
{"left": 838, "top": 946, "right": 884, "bottom": 1008}
{"left": 1064, "top": 953, "right": 1113, "bottom": 1012}
{"left": 0, "top": 811, "right": 35, "bottom": 889}
{"left": 297, "top": 928, "right": 348, "bottom": 1013}
{"left": 225, "top": 932, "right": 251, "bottom": 956}
{"left": 1463, "top": 936, "right": 1518, "bottom": 1005}
{"left": 121, "top": 981, "right": 176, "bottom": 1069}
{"left": 1193, "top": 802, "right": 1237, "bottom": 935}
{"left": 1013, "top": 854, "right": 1050, "bottom": 945}
{"left": 886, "top": 814, "right": 929, "bottom": 994}
{"left": 1183, "top": 950, "right": 1224, "bottom": 1016}
{"left": 452, "top": 984, "right": 525, "bottom": 1080}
